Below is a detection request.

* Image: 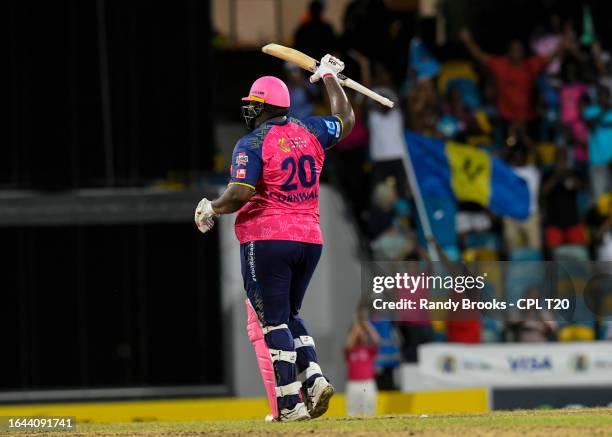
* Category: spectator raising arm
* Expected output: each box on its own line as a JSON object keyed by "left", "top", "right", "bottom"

{"left": 539, "top": 29, "right": 572, "bottom": 67}
{"left": 460, "top": 28, "right": 491, "bottom": 65}
{"left": 360, "top": 319, "right": 381, "bottom": 346}
{"left": 345, "top": 321, "right": 364, "bottom": 350}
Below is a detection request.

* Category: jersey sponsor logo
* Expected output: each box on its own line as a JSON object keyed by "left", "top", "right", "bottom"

{"left": 236, "top": 152, "right": 248, "bottom": 165}
{"left": 236, "top": 168, "right": 246, "bottom": 179}
{"left": 278, "top": 136, "right": 308, "bottom": 153}
{"left": 324, "top": 119, "right": 340, "bottom": 138}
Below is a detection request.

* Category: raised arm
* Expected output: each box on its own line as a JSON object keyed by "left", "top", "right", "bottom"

{"left": 460, "top": 28, "right": 491, "bottom": 65}
{"left": 345, "top": 321, "right": 363, "bottom": 350}
{"left": 310, "top": 54, "right": 355, "bottom": 141}
{"left": 539, "top": 31, "right": 572, "bottom": 67}
{"left": 361, "top": 320, "right": 381, "bottom": 345}
{"left": 323, "top": 76, "right": 355, "bottom": 141}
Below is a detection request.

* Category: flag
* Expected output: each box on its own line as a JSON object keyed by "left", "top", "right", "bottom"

{"left": 405, "top": 131, "right": 530, "bottom": 219}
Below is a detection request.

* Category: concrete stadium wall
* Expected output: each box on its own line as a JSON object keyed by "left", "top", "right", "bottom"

{"left": 212, "top": 0, "right": 350, "bottom": 47}
{"left": 220, "top": 184, "right": 362, "bottom": 397}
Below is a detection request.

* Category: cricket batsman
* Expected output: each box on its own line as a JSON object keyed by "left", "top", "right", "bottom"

{"left": 194, "top": 54, "right": 354, "bottom": 421}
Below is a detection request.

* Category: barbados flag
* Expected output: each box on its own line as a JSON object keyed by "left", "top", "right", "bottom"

{"left": 406, "top": 132, "right": 530, "bottom": 220}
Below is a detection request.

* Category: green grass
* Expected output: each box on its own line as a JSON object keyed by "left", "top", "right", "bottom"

{"left": 45, "top": 408, "right": 612, "bottom": 436}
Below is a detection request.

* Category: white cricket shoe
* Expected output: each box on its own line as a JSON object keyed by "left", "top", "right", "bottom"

{"left": 265, "top": 402, "right": 311, "bottom": 422}
{"left": 305, "top": 377, "right": 335, "bottom": 418}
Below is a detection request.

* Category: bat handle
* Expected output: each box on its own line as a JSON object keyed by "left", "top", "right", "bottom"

{"left": 340, "top": 78, "right": 395, "bottom": 108}
{"left": 313, "top": 65, "right": 394, "bottom": 108}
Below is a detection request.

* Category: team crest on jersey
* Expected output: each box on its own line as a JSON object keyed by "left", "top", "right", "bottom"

{"left": 277, "top": 137, "right": 291, "bottom": 153}
{"left": 236, "top": 152, "right": 248, "bottom": 165}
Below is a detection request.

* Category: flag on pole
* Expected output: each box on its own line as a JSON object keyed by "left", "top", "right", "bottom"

{"left": 405, "top": 131, "right": 530, "bottom": 219}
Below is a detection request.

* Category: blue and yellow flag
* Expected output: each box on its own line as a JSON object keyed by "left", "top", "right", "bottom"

{"left": 406, "top": 132, "right": 530, "bottom": 219}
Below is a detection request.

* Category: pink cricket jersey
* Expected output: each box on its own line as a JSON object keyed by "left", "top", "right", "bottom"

{"left": 229, "top": 116, "right": 343, "bottom": 244}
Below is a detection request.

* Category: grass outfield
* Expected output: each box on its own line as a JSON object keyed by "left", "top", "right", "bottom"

{"left": 43, "top": 408, "right": 612, "bottom": 436}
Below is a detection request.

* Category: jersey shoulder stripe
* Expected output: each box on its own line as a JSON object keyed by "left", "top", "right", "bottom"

{"left": 288, "top": 117, "right": 318, "bottom": 138}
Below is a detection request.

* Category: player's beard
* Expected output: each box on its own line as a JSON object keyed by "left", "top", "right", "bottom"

{"left": 241, "top": 102, "right": 263, "bottom": 131}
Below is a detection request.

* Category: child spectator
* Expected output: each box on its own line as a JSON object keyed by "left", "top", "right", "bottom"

{"left": 345, "top": 310, "right": 380, "bottom": 416}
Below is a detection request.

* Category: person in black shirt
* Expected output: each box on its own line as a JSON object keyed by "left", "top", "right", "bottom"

{"left": 541, "top": 148, "right": 586, "bottom": 248}
{"left": 294, "top": 1, "right": 337, "bottom": 59}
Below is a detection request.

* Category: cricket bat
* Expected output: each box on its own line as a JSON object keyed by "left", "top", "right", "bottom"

{"left": 262, "top": 43, "right": 394, "bottom": 108}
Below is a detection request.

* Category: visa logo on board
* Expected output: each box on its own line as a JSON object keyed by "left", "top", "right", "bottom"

{"left": 508, "top": 356, "right": 552, "bottom": 372}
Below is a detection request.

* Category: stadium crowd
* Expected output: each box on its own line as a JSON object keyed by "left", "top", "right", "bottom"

{"left": 286, "top": 0, "right": 612, "bottom": 404}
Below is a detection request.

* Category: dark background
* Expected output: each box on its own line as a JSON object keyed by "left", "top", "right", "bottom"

{"left": 4, "top": 0, "right": 221, "bottom": 394}
{"left": 5, "top": 0, "right": 612, "bottom": 395}
{"left": 6, "top": 0, "right": 213, "bottom": 189}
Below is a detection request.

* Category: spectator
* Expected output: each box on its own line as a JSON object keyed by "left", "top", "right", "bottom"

{"left": 395, "top": 245, "right": 434, "bottom": 362}
{"left": 455, "top": 202, "right": 493, "bottom": 244}
{"left": 284, "top": 63, "right": 317, "bottom": 120}
{"left": 530, "top": 14, "right": 564, "bottom": 76}
{"left": 437, "top": 85, "right": 481, "bottom": 141}
{"left": 502, "top": 131, "right": 542, "bottom": 252}
{"left": 559, "top": 59, "right": 590, "bottom": 163}
{"left": 294, "top": 0, "right": 337, "bottom": 59}
{"left": 541, "top": 148, "right": 586, "bottom": 249}
{"left": 587, "top": 193, "right": 612, "bottom": 261}
{"left": 407, "top": 75, "right": 439, "bottom": 136}
{"left": 345, "top": 310, "right": 380, "bottom": 416}
{"left": 507, "top": 288, "right": 558, "bottom": 342}
{"left": 368, "top": 64, "right": 409, "bottom": 199}
{"left": 432, "top": 234, "right": 482, "bottom": 344}
{"left": 582, "top": 85, "right": 612, "bottom": 200}
{"left": 368, "top": 179, "right": 413, "bottom": 261}
{"left": 325, "top": 53, "right": 371, "bottom": 232}
{"left": 369, "top": 318, "right": 401, "bottom": 390}
{"left": 460, "top": 28, "right": 566, "bottom": 133}
{"left": 342, "top": 0, "right": 392, "bottom": 63}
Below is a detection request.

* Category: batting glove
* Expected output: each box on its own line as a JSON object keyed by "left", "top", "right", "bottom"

{"left": 195, "top": 198, "right": 218, "bottom": 234}
{"left": 310, "top": 54, "right": 345, "bottom": 83}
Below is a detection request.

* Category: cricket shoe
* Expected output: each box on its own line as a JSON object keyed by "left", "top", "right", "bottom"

{"left": 264, "top": 402, "right": 310, "bottom": 422}
{"left": 304, "top": 377, "right": 335, "bottom": 418}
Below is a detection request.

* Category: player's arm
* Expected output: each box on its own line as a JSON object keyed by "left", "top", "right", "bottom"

{"left": 459, "top": 28, "right": 491, "bottom": 65}
{"left": 195, "top": 184, "right": 254, "bottom": 234}
{"left": 310, "top": 54, "right": 355, "bottom": 142}
{"left": 212, "top": 184, "right": 254, "bottom": 214}
{"left": 194, "top": 140, "right": 261, "bottom": 234}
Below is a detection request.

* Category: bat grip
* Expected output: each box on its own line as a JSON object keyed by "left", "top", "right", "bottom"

{"left": 313, "top": 62, "right": 394, "bottom": 108}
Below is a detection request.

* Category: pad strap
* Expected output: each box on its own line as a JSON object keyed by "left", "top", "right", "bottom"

{"left": 275, "top": 381, "right": 302, "bottom": 398}
{"left": 294, "top": 335, "right": 315, "bottom": 349}
{"left": 270, "top": 349, "right": 297, "bottom": 364}
{"left": 263, "top": 324, "right": 289, "bottom": 334}
{"left": 298, "top": 362, "right": 322, "bottom": 381}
